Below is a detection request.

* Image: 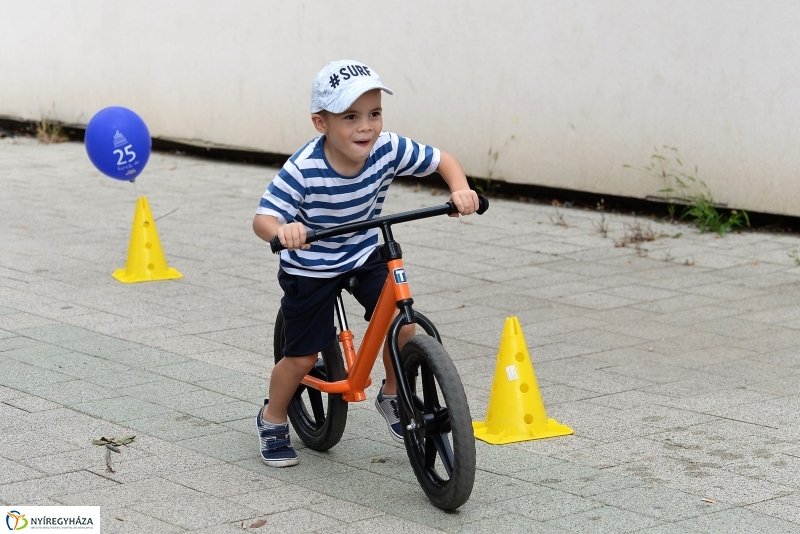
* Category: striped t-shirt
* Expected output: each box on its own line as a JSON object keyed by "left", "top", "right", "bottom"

{"left": 257, "top": 132, "right": 441, "bottom": 277}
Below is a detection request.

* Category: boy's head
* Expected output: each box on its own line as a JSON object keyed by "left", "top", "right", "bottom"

{"left": 310, "top": 60, "right": 392, "bottom": 114}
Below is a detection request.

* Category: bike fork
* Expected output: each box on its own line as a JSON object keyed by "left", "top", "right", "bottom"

{"left": 387, "top": 302, "right": 442, "bottom": 431}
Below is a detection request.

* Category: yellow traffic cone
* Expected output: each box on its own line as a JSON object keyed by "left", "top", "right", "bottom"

{"left": 112, "top": 197, "right": 182, "bottom": 284}
{"left": 473, "top": 317, "right": 573, "bottom": 444}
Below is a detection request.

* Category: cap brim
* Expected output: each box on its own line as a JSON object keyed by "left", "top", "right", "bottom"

{"left": 313, "top": 78, "right": 393, "bottom": 114}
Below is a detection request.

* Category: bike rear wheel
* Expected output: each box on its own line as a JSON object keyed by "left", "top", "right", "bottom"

{"left": 274, "top": 309, "right": 348, "bottom": 451}
{"left": 399, "top": 335, "right": 476, "bottom": 510}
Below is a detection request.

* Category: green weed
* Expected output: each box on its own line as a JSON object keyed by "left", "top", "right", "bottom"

{"left": 624, "top": 147, "right": 749, "bottom": 235}
{"left": 36, "top": 119, "right": 68, "bottom": 144}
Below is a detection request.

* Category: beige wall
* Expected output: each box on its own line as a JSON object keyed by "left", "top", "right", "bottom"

{"left": 2, "top": 1, "right": 799, "bottom": 215}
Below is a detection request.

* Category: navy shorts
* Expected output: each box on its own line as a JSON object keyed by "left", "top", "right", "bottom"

{"left": 278, "top": 249, "right": 388, "bottom": 357}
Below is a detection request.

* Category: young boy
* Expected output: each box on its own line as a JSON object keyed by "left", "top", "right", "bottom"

{"left": 253, "top": 60, "right": 479, "bottom": 467}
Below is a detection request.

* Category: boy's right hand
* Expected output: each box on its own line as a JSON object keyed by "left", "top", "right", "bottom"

{"left": 277, "top": 222, "right": 311, "bottom": 251}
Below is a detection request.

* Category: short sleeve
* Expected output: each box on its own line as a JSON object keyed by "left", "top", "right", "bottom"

{"left": 393, "top": 135, "right": 441, "bottom": 177}
{"left": 256, "top": 160, "right": 306, "bottom": 224}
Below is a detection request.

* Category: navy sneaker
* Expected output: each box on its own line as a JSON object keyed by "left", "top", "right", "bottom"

{"left": 256, "top": 400, "right": 299, "bottom": 467}
{"left": 375, "top": 381, "right": 403, "bottom": 443}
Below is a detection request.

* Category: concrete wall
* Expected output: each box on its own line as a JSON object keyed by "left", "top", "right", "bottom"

{"left": 2, "top": 1, "right": 799, "bottom": 215}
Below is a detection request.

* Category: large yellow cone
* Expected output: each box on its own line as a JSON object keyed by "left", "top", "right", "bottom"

{"left": 112, "top": 197, "right": 182, "bottom": 284}
{"left": 473, "top": 317, "right": 573, "bottom": 444}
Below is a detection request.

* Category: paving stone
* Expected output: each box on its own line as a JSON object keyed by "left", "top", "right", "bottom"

{"left": 2, "top": 342, "right": 75, "bottom": 363}
{"left": 97, "top": 507, "right": 188, "bottom": 534}
{"left": 0, "top": 335, "right": 40, "bottom": 352}
{"left": 0, "top": 471, "right": 119, "bottom": 503}
{"left": 164, "top": 464, "right": 289, "bottom": 497}
{"left": 71, "top": 395, "right": 177, "bottom": 422}
{"left": 123, "top": 412, "right": 228, "bottom": 442}
{"left": 129, "top": 493, "right": 264, "bottom": 530}
{"left": 63, "top": 477, "right": 202, "bottom": 508}
{"left": 592, "top": 484, "right": 731, "bottom": 521}
{"left": 176, "top": 429, "right": 254, "bottom": 463}
{"left": 745, "top": 497, "right": 800, "bottom": 526}
{"left": 234, "top": 508, "right": 346, "bottom": 534}
{"left": 543, "top": 504, "right": 663, "bottom": 532}
{"left": 16, "top": 324, "right": 98, "bottom": 343}
{"left": 0, "top": 312, "right": 56, "bottom": 331}
{"left": 0, "top": 457, "right": 45, "bottom": 485}
{"left": 672, "top": 506, "right": 800, "bottom": 534}
{"left": 2, "top": 392, "right": 60, "bottom": 413}
{"left": 180, "top": 399, "right": 257, "bottom": 424}
{"left": 116, "top": 376, "right": 204, "bottom": 399}
{"left": 153, "top": 360, "right": 242, "bottom": 382}
{"left": 1, "top": 359, "right": 75, "bottom": 390}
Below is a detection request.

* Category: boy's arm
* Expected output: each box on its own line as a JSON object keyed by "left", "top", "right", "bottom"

{"left": 253, "top": 214, "right": 310, "bottom": 251}
{"left": 437, "top": 150, "right": 479, "bottom": 216}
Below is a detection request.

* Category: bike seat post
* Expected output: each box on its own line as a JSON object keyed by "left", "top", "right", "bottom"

{"left": 334, "top": 288, "right": 357, "bottom": 371}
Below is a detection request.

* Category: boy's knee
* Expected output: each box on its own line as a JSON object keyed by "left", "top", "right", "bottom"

{"left": 300, "top": 354, "right": 318, "bottom": 370}
{"left": 285, "top": 354, "right": 318, "bottom": 373}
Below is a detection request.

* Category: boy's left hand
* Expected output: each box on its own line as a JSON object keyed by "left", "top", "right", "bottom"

{"left": 449, "top": 189, "right": 479, "bottom": 217}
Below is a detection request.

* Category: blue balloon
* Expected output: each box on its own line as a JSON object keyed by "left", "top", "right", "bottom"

{"left": 85, "top": 106, "right": 151, "bottom": 181}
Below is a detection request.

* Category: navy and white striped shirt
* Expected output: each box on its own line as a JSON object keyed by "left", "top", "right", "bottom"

{"left": 257, "top": 132, "right": 441, "bottom": 277}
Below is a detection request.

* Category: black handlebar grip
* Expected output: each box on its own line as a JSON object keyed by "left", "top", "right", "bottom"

{"left": 269, "top": 236, "right": 283, "bottom": 254}
{"left": 270, "top": 230, "right": 319, "bottom": 254}
{"left": 447, "top": 194, "right": 490, "bottom": 216}
{"left": 477, "top": 194, "right": 489, "bottom": 215}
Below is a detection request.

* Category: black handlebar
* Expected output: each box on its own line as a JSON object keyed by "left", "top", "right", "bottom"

{"left": 270, "top": 194, "right": 489, "bottom": 254}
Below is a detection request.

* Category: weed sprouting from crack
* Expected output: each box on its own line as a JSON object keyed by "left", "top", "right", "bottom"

{"left": 615, "top": 220, "right": 656, "bottom": 247}
{"left": 550, "top": 209, "right": 568, "bottom": 227}
{"left": 594, "top": 212, "right": 609, "bottom": 237}
{"left": 36, "top": 120, "right": 69, "bottom": 144}
{"left": 624, "top": 146, "right": 749, "bottom": 235}
{"left": 615, "top": 220, "right": 656, "bottom": 257}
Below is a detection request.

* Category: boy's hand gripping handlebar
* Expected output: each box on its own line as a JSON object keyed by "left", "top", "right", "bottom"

{"left": 270, "top": 194, "right": 489, "bottom": 254}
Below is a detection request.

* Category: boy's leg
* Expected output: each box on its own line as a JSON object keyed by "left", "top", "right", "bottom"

{"left": 259, "top": 268, "right": 339, "bottom": 467}
{"left": 262, "top": 354, "right": 318, "bottom": 424}
{"left": 257, "top": 354, "right": 318, "bottom": 467}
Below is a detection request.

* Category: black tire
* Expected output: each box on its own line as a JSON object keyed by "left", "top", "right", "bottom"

{"left": 399, "top": 335, "right": 476, "bottom": 510}
{"left": 273, "top": 308, "right": 348, "bottom": 451}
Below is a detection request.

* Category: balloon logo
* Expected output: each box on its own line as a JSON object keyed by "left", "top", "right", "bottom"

{"left": 85, "top": 106, "right": 151, "bottom": 181}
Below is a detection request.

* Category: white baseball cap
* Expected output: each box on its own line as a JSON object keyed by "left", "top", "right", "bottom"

{"left": 311, "top": 60, "right": 393, "bottom": 114}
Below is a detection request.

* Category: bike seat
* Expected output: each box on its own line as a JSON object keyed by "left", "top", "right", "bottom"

{"left": 342, "top": 276, "right": 359, "bottom": 295}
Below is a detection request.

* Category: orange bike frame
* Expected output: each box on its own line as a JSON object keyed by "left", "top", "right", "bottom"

{"left": 299, "top": 258, "right": 410, "bottom": 402}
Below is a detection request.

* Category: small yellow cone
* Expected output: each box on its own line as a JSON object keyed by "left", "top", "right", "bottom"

{"left": 473, "top": 317, "right": 573, "bottom": 444}
{"left": 112, "top": 197, "right": 182, "bottom": 284}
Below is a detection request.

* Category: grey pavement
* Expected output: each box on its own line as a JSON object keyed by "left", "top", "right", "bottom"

{"left": 2, "top": 135, "right": 800, "bottom": 533}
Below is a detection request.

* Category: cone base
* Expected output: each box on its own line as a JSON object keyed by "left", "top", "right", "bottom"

{"left": 472, "top": 418, "right": 573, "bottom": 445}
{"left": 112, "top": 267, "right": 183, "bottom": 284}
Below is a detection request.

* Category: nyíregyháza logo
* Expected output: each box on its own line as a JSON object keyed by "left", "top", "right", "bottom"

{"left": 6, "top": 510, "right": 28, "bottom": 531}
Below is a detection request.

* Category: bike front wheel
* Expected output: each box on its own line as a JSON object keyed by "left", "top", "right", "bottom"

{"left": 399, "top": 335, "right": 476, "bottom": 510}
{"left": 274, "top": 309, "right": 348, "bottom": 451}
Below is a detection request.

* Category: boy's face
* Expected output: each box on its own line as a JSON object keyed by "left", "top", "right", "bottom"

{"left": 312, "top": 89, "right": 383, "bottom": 175}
